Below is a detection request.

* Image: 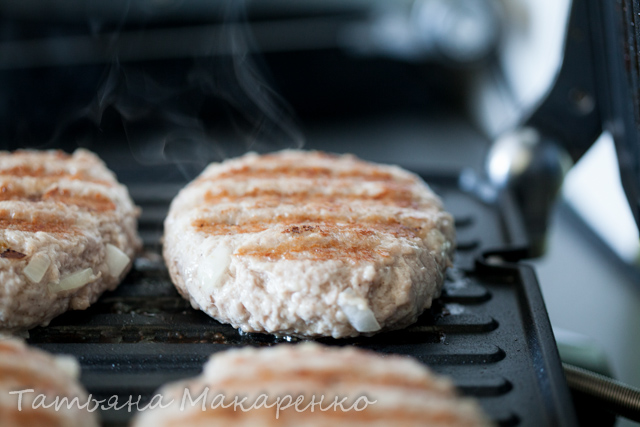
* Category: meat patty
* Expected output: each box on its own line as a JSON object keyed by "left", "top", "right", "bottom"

{"left": 0, "top": 149, "right": 141, "bottom": 333}
{"left": 132, "top": 343, "right": 491, "bottom": 426}
{"left": 0, "top": 335, "right": 99, "bottom": 427}
{"left": 163, "top": 150, "right": 454, "bottom": 338}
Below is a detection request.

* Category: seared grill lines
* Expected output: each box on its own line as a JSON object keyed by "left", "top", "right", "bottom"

{"left": 190, "top": 163, "right": 438, "bottom": 262}
{"left": 164, "top": 150, "right": 455, "bottom": 338}
{"left": 131, "top": 344, "right": 492, "bottom": 427}
{"left": 0, "top": 337, "right": 98, "bottom": 427}
{"left": 0, "top": 149, "right": 141, "bottom": 332}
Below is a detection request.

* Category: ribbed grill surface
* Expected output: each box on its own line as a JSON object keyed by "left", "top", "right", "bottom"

{"left": 27, "top": 179, "right": 574, "bottom": 427}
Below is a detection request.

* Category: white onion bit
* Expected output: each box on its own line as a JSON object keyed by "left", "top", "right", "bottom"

{"left": 49, "top": 268, "right": 95, "bottom": 293}
{"left": 23, "top": 253, "right": 51, "bottom": 284}
{"left": 198, "top": 244, "right": 232, "bottom": 291}
{"left": 338, "top": 290, "right": 381, "bottom": 333}
{"left": 105, "top": 244, "right": 131, "bottom": 278}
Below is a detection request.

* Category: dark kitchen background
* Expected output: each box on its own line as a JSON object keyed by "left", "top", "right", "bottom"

{"left": 1, "top": 0, "right": 639, "bottom": 425}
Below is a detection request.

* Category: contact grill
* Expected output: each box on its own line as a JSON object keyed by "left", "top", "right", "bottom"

{"left": 0, "top": 3, "right": 577, "bottom": 425}
{"left": 27, "top": 173, "right": 576, "bottom": 427}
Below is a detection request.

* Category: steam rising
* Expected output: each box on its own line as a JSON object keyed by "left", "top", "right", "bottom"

{"left": 192, "top": 0, "right": 304, "bottom": 151}
{"left": 61, "top": 0, "right": 304, "bottom": 179}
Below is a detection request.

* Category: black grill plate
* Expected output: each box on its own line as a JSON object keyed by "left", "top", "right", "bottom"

{"left": 27, "top": 175, "right": 577, "bottom": 427}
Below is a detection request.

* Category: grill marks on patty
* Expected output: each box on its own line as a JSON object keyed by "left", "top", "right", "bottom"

{"left": 0, "top": 153, "right": 122, "bottom": 268}
{"left": 42, "top": 188, "right": 116, "bottom": 212}
{"left": 0, "top": 152, "right": 119, "bottom": 236}
{"left": 203, "top": 185, "right": 426, "bottom": 208}
{"left": 190, "top": 158, "right": 435, "bottom": 261}
{"left": 0, "top": 149, "right": 141, "bottom": 333}
{"left": 132, "top": 344, "right": 490, "bottom": 427}
{"left": 236, "top": 232, "right": 391, "bottom": 262}
{"left": 0, "top": 338, "right": 99, "bottom": 427}
{"left": 0, "top": 209, "right": 77, "bottom": 235}
{"left": 0, "top": 164, "right": 113, "bottom": 186}
{"left": 0, "top": 185, "right": 116, "bottom": 212}
{"left": 163, "top": 150, "right": 455, "bottom": 338}
{"left": 193, "top": 213, "right": 426, "bottom": 239}
{"left": 204, "top": 164, "right": 411, "bottom": 182}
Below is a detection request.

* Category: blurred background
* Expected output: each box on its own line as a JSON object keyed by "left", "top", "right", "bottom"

{"left": 0, "top": 0, "right": 639, "bottom": 424}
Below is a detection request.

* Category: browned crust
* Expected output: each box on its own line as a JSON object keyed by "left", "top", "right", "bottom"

{"left": 10, "top": 149, "right": 70, "bottom": 160}
{"left": 203, "top": 164, "right": 412, "bottom": 182}
{"left": 0, "top": 151, "right": 123, "bottom": 236}
{"left": 0, "top": 165, "right": 112, "bottom": 186}
{"left": 132, "top": 344, "right": 489, "bottom": 426}
{"left": 235, "top": 229, "right": 389, "bottom": 261}
{"left": 42, "top": 188, "right": 116, "bottom": 212}
{"left": 0, "top": 338, "right": 94, "bottom": 427}
{"left": 200, "top": 368, "right": 454, "bottom": 393}
{"left": 187, "top": 153, "right": 444, "bottom": 262}
{"left": 0, "top": 249, "right": 26, "bottom": 259}
{"left": 0, "top": 209, "right": 77, "bottom": 235}
{"left": 203, "top": 186, "right": 426, "bottom": 209}
{"left": 192, "top": 214, "right": 427, "bottom": 239}
{"left": 0, "top": 185, "right": 116, "bottom": 212}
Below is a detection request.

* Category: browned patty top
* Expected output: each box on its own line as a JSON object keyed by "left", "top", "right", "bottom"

{"left": 180, "top": 150, "right": 445, "bottom": 263}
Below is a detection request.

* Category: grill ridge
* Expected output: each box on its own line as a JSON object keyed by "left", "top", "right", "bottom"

{"left": 26, "top": 178, "right": 576, "bottom": 427}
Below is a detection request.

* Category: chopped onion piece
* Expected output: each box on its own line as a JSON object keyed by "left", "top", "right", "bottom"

{"left": 338, "top": 290, "right": 381, "bottom": 333}
{"left": 49, "top": 268, "right": 94, "bottom": 293}
{"left": 198, "top": 244, "right": 232, "bottom": 291}
{"left": 23, "top": 253, "right": 51, "bottom": 284}
{"left": 105, "top": 244, "right": 131, "bottom": 277}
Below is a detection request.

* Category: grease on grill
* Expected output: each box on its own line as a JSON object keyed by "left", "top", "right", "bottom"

{"left": 29, "top": 325, "right": 232, "bottom": 345}
{"left": 28, "top": 286, "right": 458, "bottom": 346}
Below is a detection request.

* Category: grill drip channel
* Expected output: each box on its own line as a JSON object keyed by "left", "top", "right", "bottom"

{"left": 27, "top": 176, "right": 577, "bottom": 427}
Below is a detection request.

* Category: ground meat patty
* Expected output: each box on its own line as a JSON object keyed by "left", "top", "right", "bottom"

{"left": 163, "top": 150, "right": 454, "bottom": 338}
{"left": 0, "top": 335, "right": 99, "bottom": 427}
{"left": 132, "top": 343, "right": 491, "bottom": 426}
{"left": 0, "top": 149, "right": 141, "bottom": 333}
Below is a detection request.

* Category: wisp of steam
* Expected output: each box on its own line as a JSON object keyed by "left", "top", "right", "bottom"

{"left": 55, "top": 0, "right": 304, "bottom": 180}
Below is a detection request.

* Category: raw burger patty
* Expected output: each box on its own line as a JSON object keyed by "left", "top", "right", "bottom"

{"left": 0, "top": 149, "right": 141, "bottom": 333}
{"left": 163, "top": 150, "right": 455, "bottom": 338}
{"left": 132, "top": 343, "right": 492, "bottom": 427}
{"left": 0, "top": 335, "right": 99, "bottom": 427}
